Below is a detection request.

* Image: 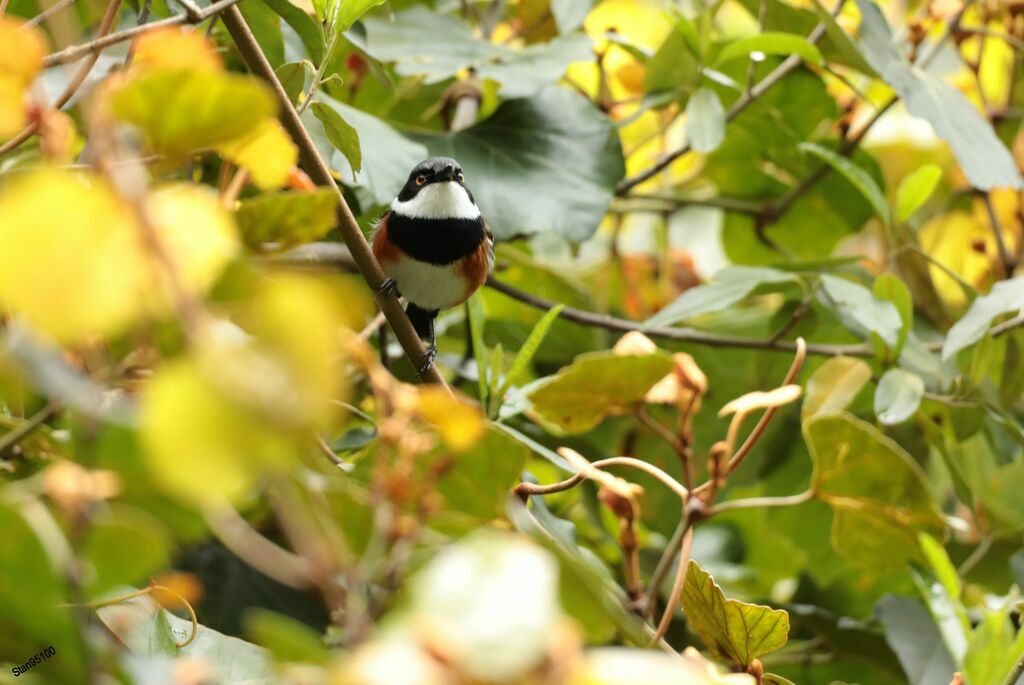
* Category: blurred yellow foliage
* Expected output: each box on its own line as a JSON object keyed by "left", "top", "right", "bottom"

{"left": 141, "top": 273, "right": 356, "bottom": 503}
{"left": 130, "top": 27, "right": 224, "bottom": 72}
{"left": 0, "top": 17, "right": 47, "bottom": 137}
{"left": 413, "top": 386, "right": 485, "bottom": 452}
{"left": 0, "top": 171, "right": 237, "bottom": 343}
{"left": 216, "top": 119, "right": 299, "bottom": 190}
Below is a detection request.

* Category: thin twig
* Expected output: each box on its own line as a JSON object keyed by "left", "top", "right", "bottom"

{"left": 708, "top": 488, "right": 815, "bottom": 515}
{"left": 23, "top": 0, "right": 77, "bottom": 28}
{"left": 221, "top": 7, "right": 449, "bottom": 388}
{"left": 42, "top": 0, "right": 244, "bottom": 66}
{"left": 488, "top": 276, "right": 869, "bottom": 357}
{"left": 981, "top": 191, "right": 1016, "bottom": 276}
{"left": 516, "top": 456, "right": 688, "bottom": 503}
{"left": 0, "top": 401, "right": 58, "bottom": 458}
{"left": 204, "top": 505, "right": 316, "bottom": 588}
{"left": 651, "top": 523, "right": 693, "bottom": 644}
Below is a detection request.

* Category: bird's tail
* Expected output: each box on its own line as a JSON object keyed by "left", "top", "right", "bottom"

{"left": 405, "top": 303, "right": 438, "bottom": 343}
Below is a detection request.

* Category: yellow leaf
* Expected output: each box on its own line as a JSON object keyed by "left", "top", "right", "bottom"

{"left": 0, "top": 171, "right": 237, "bottom": 343}
{"left": 141, "top": 354, "right": 300, "bottom": 503}
{"left": 0, "top": 17, "right": 47, "bottom": 137}
{"left": 416, "top": 387, "right": 486, "bottom": 451}
{"left": 131, "top": 26, "right": 223, "bottom": 72}
{"left": 0, "top": 17, "right": 47, "bottom": 86}
{"left": 215, "top": 118, "right": 298, "bottom": 190}
{"left": 718, "top": 385, "right": 802, "bottom": 418}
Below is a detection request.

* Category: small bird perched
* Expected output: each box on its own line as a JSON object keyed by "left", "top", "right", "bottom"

{"left": 372, "top": 157, "right": 493, "bottom": 372}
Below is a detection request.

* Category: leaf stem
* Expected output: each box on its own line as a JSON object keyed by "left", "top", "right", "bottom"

{"left": 651, "top": 522, "right": 693, "bottom": 644}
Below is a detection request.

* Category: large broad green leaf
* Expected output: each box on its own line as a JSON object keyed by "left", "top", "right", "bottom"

{"left": 896, "top": 164, "right": 942, "bottom": 222}
{"left": 964, "top": 611, "right": 1023, "bottom": 685}
{"left": 876, "top": 595, "right": 957, "bottom": 685}
{"left": 419, "top": 87, "right": 624, "bottom": 242}
{"left": 526, "top": 350, "right": 674, "bottom": 433}
{"left": 240, "top": 0, "right": 285, "bottom": 68}
{"left": 358, "top": 8, "right": 590, "bottom": 96}
{"left": 942, "top": 277, "right": 1024, "bottom": 360}
{"left": 260, "top": 0, "right": 323, "bottom": 64}
{"left": 714, "top": 32, "right": 823, "bottom": 67}
{"left": 799, "top": 142, "right": 889, "bottom": 228}
{"left": 874, "top": 368, "right": 924, "bottom": 426}
{"left": 804, "top": 413, "right": 944, "bottom": 569}
{"left": 802, "top": 357, "right": 872, "bottom": 420}
{"left": 819, "top": 275, "right": 903, "bottom": 349}
{"left": 81, "top": 506, "right": 172, "bottom": 596}
{"left": 234, "top": 189, "right": 338, "bottom": 249}
{"left": 681, "top": 560, "right": 790, "bottom": 668}
{"left": 96, "top": 590, "right": 272, "bottom": 682}
{"left": 303, "top": 93, "right": 427, "bottom": 206}
{"left": 685, "top": 87, "right": 725, "bottom": 154}
{"left": 111, "top": 69, "right": 275, "bottom": 156}
{"left": 430, "top": 427, "right": 528, "bottom": 535}
{"left": 644, "top": 266, "right": 798, "bottom": 328}
{"left": 853, "top": 0, "right": 1022, "bottom": 191}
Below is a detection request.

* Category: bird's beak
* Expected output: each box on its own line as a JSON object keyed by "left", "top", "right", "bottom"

{"left": 443, "top": 165, "right": 457, "bottom": 181}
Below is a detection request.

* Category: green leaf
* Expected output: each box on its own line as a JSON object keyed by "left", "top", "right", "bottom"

{"left": 715, "top": 32, "right": 823, "bottom": 66}
{"left": 804, "top": 413, "right": 944, "bottom": 570}
{"left": 234, "top": 189, "right": 338, "bottom": 249}
{"left": 942, "top": 277, "right": 1024, "bottom": 360}
{"left": 1000, "top": 330, "right": 1024, "bottom": 408}
{"left": 336, "top": 0, "right": 384, "bottom": 32}
{"left": 431, "top": 427, "right": 528, "bottom": 534}
{"left": 359, "top": 8, "right": 589, "bottom": 96}
{"left": 303, "top": 93, "right": 427, "bottom": 205}
{"left": 82, "top": 507, "right": 171, "bottom": 596}
{"left": 854, "top": 0, "right": 1022, "bottom": 190}
{"left": 243, "top": 608, "right": 327, "bottom": 663}
{"left": 802, "top": 357, "right": 872, "bottom": 420}
{"left": 681, "top": 560, "right": 790, "bottom": 667}
{"left": 819, "top": 274, "right": 903, "bottom": 348}
{"left": 763, "top": 675, "right": 797, "bottom": 685}
{"left": 97, "top": 589, "right": 272, "bottom": 680}
{"left": 874, "top": 368, "right": 924, "bottom": 426}
{"left": 275, "top": 61, "right": 308, "bottom": 105}
{"left": 877, "top": 594, "right": 957, "bottom": 685}
{"left": 486, "top": 342, "right": 505, "bottom": 417}
{"left": 644, "top": 18, "right": 701, "bottom": 97}
{"left": 527, "top": 350, "right": 674, "bottom": 433}
{"left": 964, "top": 611, "right": 1019, "bottom": 685}
{"left": 684, "top": 87, "right": 725, "bottom": 153}
{"left": 310, "top": 102, "right": 361, "bottom": 173}
{"left": 644, "top": 266, "right": 797, "bottom": 328}
{"left": 240, "top": 0, "right": 284, "bottom": 68}
{"left": 808, "top": 0, "right": 876, "bottom": 75}
{"left": 468, "top": 293, "right": 489, "bottom": 406}
{"left": 873, "top": 273, "right": 913, "bottom": 359}
{"left": 800, "top": 142, "right": 889, "bottom": 227}
{"left": 496, "top": 304, "right": 564, "bottom": 404}
{"left": 112, "top": 69, "right": 275, "bottom": 156}
{"left": 419, "top": 87, "right": 624, "bottom": 242}
{"left": 896, "top": 164, "right": 942, "bottom": 222}
{"left": 261, "top": 0, "right": 323, "bottom": 64}
{"left": 551, "top": 0, "right": 591, "bottom": 33}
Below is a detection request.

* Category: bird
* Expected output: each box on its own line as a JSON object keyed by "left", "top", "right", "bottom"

{"left": 372, "top": 157, "right": 493, "bottom": 374}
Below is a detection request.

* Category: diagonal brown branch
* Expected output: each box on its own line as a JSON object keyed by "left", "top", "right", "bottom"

{"left": 219, "top": 7, "right": 449, "bottom": 387}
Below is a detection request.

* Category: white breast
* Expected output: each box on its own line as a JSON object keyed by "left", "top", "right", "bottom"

{"left": 390, "top": 181, "right": 480, "bottom": 220}
{"left": 384, "top": 256, "right": 469, "bottom": 311}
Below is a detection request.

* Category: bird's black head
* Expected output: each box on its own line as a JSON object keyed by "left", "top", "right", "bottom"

{"left": 397, "top": 157, "right": 468, "bottom": 202}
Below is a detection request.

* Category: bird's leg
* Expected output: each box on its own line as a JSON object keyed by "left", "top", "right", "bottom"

{"left": 379, "top": 278, "right": 400, "bottom": 298}
{"left": 417, "top": 316, "right": 437, "bottom": 376}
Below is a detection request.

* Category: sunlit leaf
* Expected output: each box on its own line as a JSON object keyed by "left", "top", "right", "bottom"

{"left": 645, "top": 266, "right": 797, "bottom": 328}
{"left": 685, "top": 87, "right": 725, "bottom": 153}
{"left": 527, "top": 350, "right": 674, "bottom": 433}
{"left": 575, "top": 647, "right": 755, "bottom": 684}
{"left": 942, "top": 277, "right": 1024, "bottom": 359}
{"left": 873, "top": 368, "right": 924, "bottom": 425}
{"left": 112, "top": 68, "right": 276, "bottom": 156}
{"left": 681, "top": 560, "right": 790, "bottom": 667}
{"left": 896, "top": 164, "right": 942, "bottom": 222}
{"left": 131, "top": 26, "right": 222, "bottom": 72}
{"left": 719, "top": 384, "right": 802, "bottom": 417}
{"left": 216, "top": 118, "right": 298, "bottom": 190}
{"left": 415, "top": 386, "right": 486, "bottom": 452}
{"left": 819, "top": 275, "right": 903, "bottom": 349}
{"left": 310, "top": 101, "right": 361, "bottom": 173}
{"left": 0, "top": 17, "right": 47, "bottom": 137}
{"left": 715, "top": 32, "right": 823, "bottom": 66}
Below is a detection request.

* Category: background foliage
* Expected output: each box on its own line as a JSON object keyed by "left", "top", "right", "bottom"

{"left": 1, "top": 0, "right": 1024, "bottom": 683}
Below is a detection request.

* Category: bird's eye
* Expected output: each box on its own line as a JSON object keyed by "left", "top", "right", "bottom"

{"left": 457, "top": 171, "right": 465, "bottom": 182}
{"left": 415, "top": 175, "right": 428, "bottom": 186}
